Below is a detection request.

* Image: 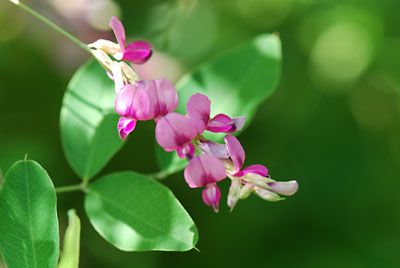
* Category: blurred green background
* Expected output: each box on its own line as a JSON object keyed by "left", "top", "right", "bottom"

{"left": 1, "top": 0, "right": 400, "bottom": 267}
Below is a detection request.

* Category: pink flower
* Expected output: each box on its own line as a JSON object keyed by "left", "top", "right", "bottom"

{"left": 116, "top": 78, "right": 179, "bottom": 139}
{"left": 184, "top": 154, "right": 227, "bottom": 212}
{"left": 110, "top": 17, "right": 152, "bottom": 64}
{"left": 187, "top": 93, "right": 246, "bottom": 134}
{"left": 155, "top": 93, "right": 247, "bottom": 158}
{"left": 155, "top": 113, "right": 197, "bottom": 159}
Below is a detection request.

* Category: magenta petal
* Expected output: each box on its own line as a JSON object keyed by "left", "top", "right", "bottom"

{"left": 229, "top": 116, "right": 246, "bottom": 132}
{"left": 268, "top": 180, "right": 298, "bottom": 196}
{"left": 235, "top": 164, "right": 268, "bottom": 178}
{"left": 144, "top": 79, "right": 179, "bottom": 119}
{"left": 198, "top": 140, "right": 229, "bottom": 159}
{"left": 184, "top": 154, "right": 226, "bottom": 188}
{"left": 224, "top": 134, "right": 245, "bottom": 172}
{"left": 155, "top": 113, "right": 197, "bottom": 152}
{"left": 208, "top": 114, "right": 247, "bottom": 133}
{"left": 176, "top": 142, "right": 195, "bottom": 160}
{"left": 207, "top": 114, "right": 232, "bottom": 132}
{"left": 117, "top": 117, "right": 136, "bottom": 140}
{"left": 123, "top": 41, "right": 152, "bottom": 64}
{"left": 115, "top": 84, "right": 150, "bottom": 119}
{"left": 202, "top": 183, "right": 221, "bottom": 213}
{"left": 109, "top": 16, "right": 126, "bottom": 52}
{"left": 187, "top": 93, "right": 211, "bottom": 134}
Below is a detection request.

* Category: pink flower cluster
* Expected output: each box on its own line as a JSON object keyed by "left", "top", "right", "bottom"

{"left": 90, "top": 17, "right": 298, "bottom": 212}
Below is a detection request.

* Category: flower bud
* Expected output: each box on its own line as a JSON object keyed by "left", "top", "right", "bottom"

{"left": 88, "top": 39, "right": 121, "bottom": 56}
{"left": 120, "top": 62, "right": 140, "bottom": 82}
{"left": 239, "top": 183, "right": 254, "bottom": 200}
{"left": 268, "top": 180, "right": 298, "bottom": 196}
{"left": 254, "top": 186, "right": 284, "bottom": 202}
{"left": 227, "top": 178, "right": 241, "bottom": 210}
{"left": 202, "top": 183, "right": 221, "bottom": 213}
{"left": 91, "top": 49, "right": 114, "bottom": 74}
{"left": 242, "top": 173, "right": 273, "bottom": 189}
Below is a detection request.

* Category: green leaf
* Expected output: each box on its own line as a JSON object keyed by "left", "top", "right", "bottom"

{"left": 0, "top": 166, "right": 3, "bottom": 190}
{"left": 156, "top": 33, "right": 282, "bottom": 174}
{"left": 0, "top": 160, "right": 59, "bottom": 268}
{"left": 58, "top": 209, "right": 81, "bottom": 268}
{"left": 84, "top": 171, "right": 198, "bottom": 251}
{"left": 155, "top": 144, "right": 187, "bottom": 177}
{"left": 60, "top": 60, "right": 124, "bottom": 180}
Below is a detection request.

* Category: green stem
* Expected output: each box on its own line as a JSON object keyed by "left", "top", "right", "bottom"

{"left": 8, "top": 0, "right": 92, "bottom": 54}
{"left": 55, "top": 183, "right": 84, "bottom": 194}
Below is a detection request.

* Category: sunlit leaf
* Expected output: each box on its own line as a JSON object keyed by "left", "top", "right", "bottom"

{"left": 60, "top": 60, "right": 124, "bottom": 180}
{"left": 58, "top": 209, "right": 81, "bottom": 268}
{"left": 156, "top": 33, "right": 281, "bottom": 175}
{"left": 84, "top": 171, "right": 198, "bottom": 251}
{"left": 0, "top": 160, "right": 59, "bottom": 268}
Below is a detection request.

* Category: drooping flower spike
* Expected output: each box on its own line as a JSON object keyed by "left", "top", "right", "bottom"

{"left": 109, "top": 17, "right": 152, "bottom": 64}
{"left": 88, "top": 14, "right": 298, "bottom": 213}
{"left": 184, "top": 154, "right": 227, "bottom": 212}
{"left": 187, "top": 93, "right": 246, "bottom": 134}
{"left": 116, "top": 79, "right": 179, "bottom": 139}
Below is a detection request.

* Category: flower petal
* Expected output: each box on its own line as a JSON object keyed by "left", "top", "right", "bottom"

{"left": 224, "top": 134, "right": 245, "bottom": 172}
{"left": 254, "top": 187, "right": 283, "bottom": 202}
{"left": 235, "top": 164, "right": 268, "bottom": 178}
{"left": 227, "top": 178, "right": 241, "bottom": 210}
{"left": 207, "top": 114, "right": 232, "bottom": 132}
{"left": 143, "top": 79, "right": 179, "bottom": 119}
{"left": 155, "top": 113, "right": 197, "bottom": 152}
{"left": 239, "top": 183, "right": 254, "bottom": 199}
{"left": 202, "top": 183, "right": 221, "bottom": 213}
{"left": 184, "top": 154, "right": 226, "bottom": 188}
{"left": 187, "top": 93, "right": 210, "bottom": 134}
{"left": 176, "top": 142, "right": 195, "bottom": 160}
{"left": 207, "top": 114, "right": 246, "bottom": 133}
{"left": 229, "top": 116, "right": 246, "bottom": 132}
{"left": 109, "top": 17, "right": 126, "bottom": 55}
{"left": 110, "top": 61, "right": 124, "bottom": 93}
{"left": 198, "top": 140, "right": 229, "bottom": 159}
{"left": 117, "top": 117, "right": 136, "bottom": 140}
{"left": 268, "top": 180, "right": 298, "bottom": 196}
{"left": 115, "top": 84, "right": 150, "bottom": 119}
{"left": 123, "top": 41, "right": 152, "bottom": 64}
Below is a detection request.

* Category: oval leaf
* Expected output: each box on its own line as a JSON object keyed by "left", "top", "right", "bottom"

{"left": 156, "top": 33, "right": 281, "bottom": 174}
{"left": 58, "top": 209, "right": 81, "bottom": 268}
{"left": 84, "top": 171, "right": 198, "bottom": 251}
{"left": 60, "top": 60, "right": 124, "bottom": 180}
{"left": 0, "top": 160, "right": 59, "bottom": 268}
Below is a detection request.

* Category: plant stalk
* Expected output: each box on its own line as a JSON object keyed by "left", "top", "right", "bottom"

{"left": 8, "top": 0, "right": 92, "bottom": 54}
{"left": 56, "top": 183, "right": 84, "bottom": 194}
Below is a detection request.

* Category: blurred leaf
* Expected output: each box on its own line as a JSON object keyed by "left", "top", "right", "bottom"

{"left": 0, "top": 160, "right": 59, "bottom": 268}
{"left": 58, "top": 209, "right": 81, "bottom": 268}
{"left": 60, "top": 60, "right": 124, "bottom": 180}
{"left": 84, "top": 171, "right": 198, "bottom": 251}
{"left": 156, "top": 33, "right": 281, "bottom": 174}
{"left": 124, "top": 0, "right": 218, "bottom": 65}
{"left": 155, "top": 143, "right": 187, "bottom": 176}
{"left": 0, "top": 166, "right": 3, "bottom": 190}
